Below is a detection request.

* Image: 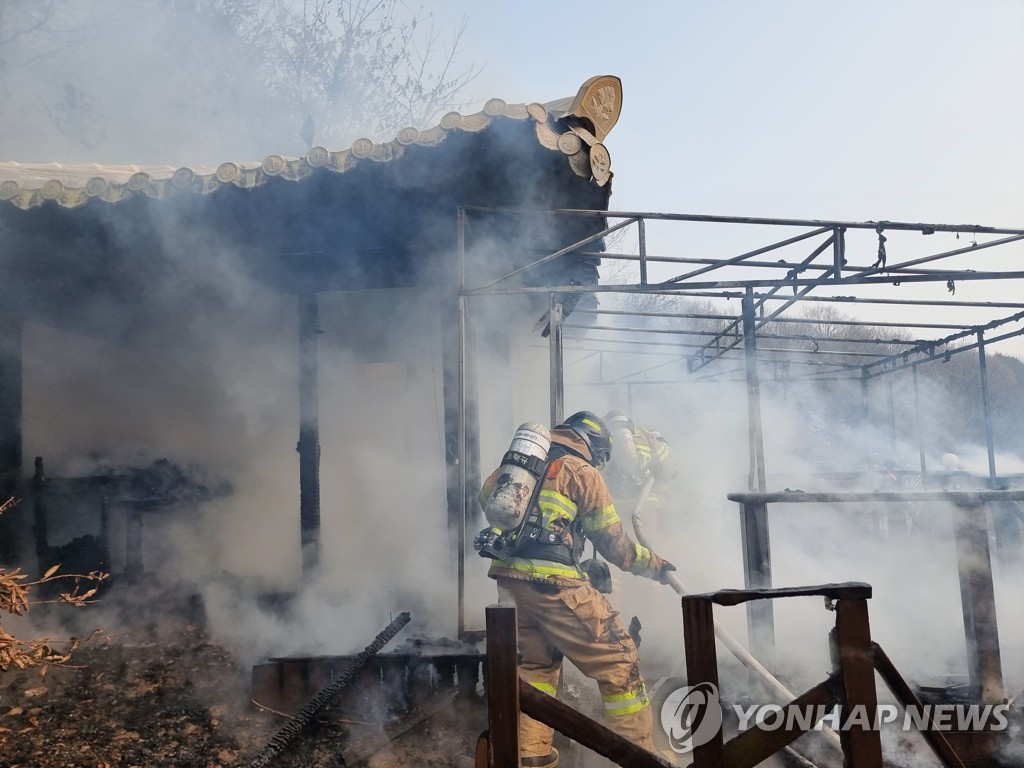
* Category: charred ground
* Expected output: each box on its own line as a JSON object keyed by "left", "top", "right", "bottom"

{"left": 0, "top": 589, "right": 484, "bottom": 768}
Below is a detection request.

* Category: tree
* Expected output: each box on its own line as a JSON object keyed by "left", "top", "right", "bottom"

{"left": 0, "top": 0, "right": 481, "bottom": 162}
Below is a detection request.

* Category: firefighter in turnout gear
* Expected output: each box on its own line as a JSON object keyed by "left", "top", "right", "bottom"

{"left": 479, "top": 411, "right": 677, "bottom": 767}
{"left": 603, "top": 410, "right": 678, "bottom": 522}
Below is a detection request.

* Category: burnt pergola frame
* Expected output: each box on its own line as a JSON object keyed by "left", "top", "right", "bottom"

{"left": 455, "top": 206, "right": 1024, "bottom": 706}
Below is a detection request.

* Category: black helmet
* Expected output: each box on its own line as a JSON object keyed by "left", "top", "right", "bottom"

{"left": 561, "top": 411, "right": 612, "bottom": 469}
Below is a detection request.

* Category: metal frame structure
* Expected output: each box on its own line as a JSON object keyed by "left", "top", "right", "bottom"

{"left": 454, "top": 206, "right": 1024, "bottom": 676}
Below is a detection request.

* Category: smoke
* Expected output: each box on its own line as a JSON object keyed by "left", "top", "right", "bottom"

{"left": 500, "top": 291, "right": 1024, "bottom": 765}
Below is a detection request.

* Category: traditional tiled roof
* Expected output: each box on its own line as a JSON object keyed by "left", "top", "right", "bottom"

{"left": 0, "top": 76, "right": 621, "bottom": 211}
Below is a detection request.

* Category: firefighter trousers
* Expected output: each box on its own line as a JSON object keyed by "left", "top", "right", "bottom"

{"left": 495, "top": 577, "right": 656, "bottom": 758}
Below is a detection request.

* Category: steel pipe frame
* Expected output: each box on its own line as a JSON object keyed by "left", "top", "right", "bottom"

{"left": 454, "top": 206, "right": 1024, "bottom": 636}
{"left": 574, "top": 306, "right": 974, "bottom": 332}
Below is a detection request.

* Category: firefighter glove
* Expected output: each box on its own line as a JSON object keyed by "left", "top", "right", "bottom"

{"left": 655, "top": 560, "right": 677, "bottom": 585}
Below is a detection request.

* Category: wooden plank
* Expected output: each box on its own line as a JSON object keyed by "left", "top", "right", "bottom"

{"left": 700, "top": 582, "right": 872, "bottom": 606}
{"left": 518, "top": 680, "right": 673, "bottom": 768}
{"left": 475, "top": 732, "right": 490, "bottom": 768}
{"left": 485, "top": 604, "right": 520, "bottom": 768}
{"left": 833, "top": 599, "right": 883, "bottom": 768}
{"left": 681, "top": 597, "right": 725, "bottom": 768}
{"left": 722, "top": 677, "right": 839, "bottom": 768}
{"left": 871, "top": 643, "right": 966, "bottom": 768}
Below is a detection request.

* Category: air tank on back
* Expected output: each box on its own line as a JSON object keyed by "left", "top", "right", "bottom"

{"left": 604, "top": 410, "right": 641, "bottom": 492}
{"left": 482, "top": 423, "right": 551, "bottom": 531}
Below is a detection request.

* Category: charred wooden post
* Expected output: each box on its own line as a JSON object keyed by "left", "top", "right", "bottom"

{"left": 830, "top": 598, "right": 884, "bottom": 768}
{"left": 951, "top": 496, "right": 1004, "bottom": 703}
{"left": 737, "top": 500, "right": 775, "bottom": 674}
{"left": 297, "top": 292, "right": 321, "bottom": 577}
{"left": 32, "top": 457, "right": 47, "bottom": 570}
{"left": 681, "top": 594, "right": 726, "bottom": 768}
{"left": 485, "top": 604, "right": 520, "bottom": 768}
{"left": 0, "top": 313, "right": 22, "bottom": 563}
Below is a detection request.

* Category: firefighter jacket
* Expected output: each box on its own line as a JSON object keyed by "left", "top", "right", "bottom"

{"left": 632, "top": 426, "right": 677, "bottom": 484}
{"left": 606, "top": 424, "right": 677, "bottom": 501}
{"left": 480, "top": 427, "right": 668, "bottom": 587}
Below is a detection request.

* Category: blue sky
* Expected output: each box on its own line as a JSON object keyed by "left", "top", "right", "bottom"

{"left": 432, "top": 1, "right": 1022, "bottom": 225}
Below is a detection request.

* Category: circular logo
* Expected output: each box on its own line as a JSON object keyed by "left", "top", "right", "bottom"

{"left": 659, "top": 682, "right": 723, "bottom": 754}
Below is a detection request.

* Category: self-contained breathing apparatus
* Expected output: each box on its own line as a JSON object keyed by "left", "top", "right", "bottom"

{"left": 474, "top": 415, "right": 612, "bottom": 585}
{"left": 474, "top": 451, "right": 584, "bottom": 566}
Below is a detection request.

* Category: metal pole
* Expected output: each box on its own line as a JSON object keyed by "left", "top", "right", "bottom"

{"left": 912, "top": 366, "right": 927, "bottom": 474}
{"left": 976, "top": 331, "right": 998, "bottom": 486}
{"left": 457, "top": 207, "right": 467, "bottom": 637}
{"left": 887, "top": 379, "right": 897, "bottom": 460}
{"left": 741, "top": 288, "right": 766, "bottom": 491}
{"left": 298, "top": 292, "right": 321, "bottom": 578}
{"left": 638, "top": 218, "right": 648, "bottom": 285}
{"left": 457, "top": 294, "right": 467, "bottom": 637}
{"left": 549, "top": 292, "right": 564, "bottom": 427}
{"left": 832, "top": 226, "right": 845, "bottom": 279}
{"left": 860, "top": 367, "right": 871, "bottom": 472}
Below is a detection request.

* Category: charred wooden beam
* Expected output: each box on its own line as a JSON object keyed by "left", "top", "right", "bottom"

{"left": 871, "top": 642, "right": 967, "bottom": 768}
{"left": 722, "top": 677, "right": 839, "bottom": 768}
{"left": 248, "top": 612, "right": 411, "bottom": 768}
{"left": 518, "top": 680, "right": 673, "bottom": 768}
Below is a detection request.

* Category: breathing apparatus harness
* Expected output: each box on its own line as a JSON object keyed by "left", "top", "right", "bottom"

{"left": 475, "top": 443, "right": 586, "bottom": 566}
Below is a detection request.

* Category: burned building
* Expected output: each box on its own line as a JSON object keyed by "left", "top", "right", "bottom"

{"left": 0, "top": 76, "right": 623, "bottom": 596}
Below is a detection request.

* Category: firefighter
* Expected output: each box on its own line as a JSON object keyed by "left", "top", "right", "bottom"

{"left": 603, "top": 410, "right": 678, "bottom": 523}
{"left": 479, "top": 410, "right": 677, "bottom": 767}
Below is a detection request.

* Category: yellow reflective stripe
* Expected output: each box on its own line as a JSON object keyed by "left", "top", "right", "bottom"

{"left": 582, "top": 417, "right": 603, "bottom": 432}
{"left": 491, "top": 558, "right": 585, "bottom": 580}
{"left": 654, "top": 443, "right": 670, "bottom": 462}
{"left": 629, "top": 544, "right": 653, "bottom": 573}
{"left": 582, "top": 504, "right": 619, "bottom": 533}
{"left": 603, "top": 685, "right": 650, "bottom": 716}
{"left": 536, "top": 489, "right": 577, "bottom": 520}
{"left": 529, "top": 681, "right": 557, "bottom": 696}
{"left": 636, "top": 444, "right": 652, "bottom": 458}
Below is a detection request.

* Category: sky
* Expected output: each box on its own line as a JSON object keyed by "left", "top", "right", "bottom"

{"left": 427, "top": 0, "right": 1024, "bottom": 356}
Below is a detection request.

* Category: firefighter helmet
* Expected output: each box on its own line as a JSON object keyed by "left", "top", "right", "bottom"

{"left": 604, "top": 409, "right": 634, "bottom": 430}
{"left": 561, "top": 411, "right": 612, "bottom": 469}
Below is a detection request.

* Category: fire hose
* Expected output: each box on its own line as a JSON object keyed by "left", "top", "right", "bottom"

{"left": 629, "top": 476, "right": 843, "bottom": 753}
